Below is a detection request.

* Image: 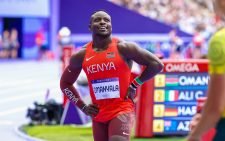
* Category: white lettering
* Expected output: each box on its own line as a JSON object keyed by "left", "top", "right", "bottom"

{"left": 177, "top": 121, "right": 190, "bottom": 131}
{"left": 110, "top": 62, "right": 116, "bottom": 70}
{"left": 86, "top": 62, "right": 116, "bottom": 74}
{"left": 103, "top": 62, "right": 109, "bottom": 70}
{"left": 63, "top": 88, "right": 79, "bottom": 103}
{"left": 97, "top": 64, "right": 104, "bottom": 72}
{"left": 178, "top": 106, "right": 196, "bottom": 116}
{"left": 87, "top": 66, "right": 92, "bottom": 74}
{"left": 179, "top": 91, "right": 204, "bottom": 101}
{"left": 179, "top": 76, "right": 209, "bottom": 86}
{"left": 166, "top": 63, "right": 199, "bottom": 72}
{"left": 92, "top": 64, "right": 97, "bottom": 73}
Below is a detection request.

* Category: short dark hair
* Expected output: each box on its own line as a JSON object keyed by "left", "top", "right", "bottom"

{"left": 90, "top": 9, "right": 110, "bottom": 24}
{"left": 91, "top": 9, "right": 109, "bottom": 17}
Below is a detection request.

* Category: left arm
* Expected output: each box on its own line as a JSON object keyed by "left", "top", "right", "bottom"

{"left": 118, "top": 41, "right": 163, "bottom": 100}
{"left": 118, "top": 41, "right": 164, "bottom": 82}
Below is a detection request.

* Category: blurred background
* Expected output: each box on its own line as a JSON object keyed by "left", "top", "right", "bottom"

{"left": 0, "top": 0, "right": 220, "bottom": 141}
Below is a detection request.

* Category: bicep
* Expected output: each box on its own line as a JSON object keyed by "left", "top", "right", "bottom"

{"left": 60, "top": 65, "right": 82, "bottom": 85}
{"left": 60, "top": 50, "right": 85, "bottom": 85}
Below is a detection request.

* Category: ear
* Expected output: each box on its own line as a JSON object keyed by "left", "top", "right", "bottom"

{"left": 88, "top": 24, "right": 92, "bottom": 31}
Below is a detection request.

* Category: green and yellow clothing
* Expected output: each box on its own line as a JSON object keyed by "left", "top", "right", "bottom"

{"left": 208, "top": 28, "right": 225, "bottom": 141}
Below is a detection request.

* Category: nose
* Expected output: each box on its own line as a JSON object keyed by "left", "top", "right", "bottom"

{"left": 99, "top": 19, "right": 106, "bottom": 25}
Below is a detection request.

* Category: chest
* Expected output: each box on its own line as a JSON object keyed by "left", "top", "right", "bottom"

{"left": 83, "top": 51, "right": 123, "bottom": 74}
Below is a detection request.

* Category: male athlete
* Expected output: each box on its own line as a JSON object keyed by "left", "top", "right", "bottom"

{"left": 187, "top": 0, "right": 225, "bottom": 141}
{"left": 60, "top": 10, "right": 163, "bottom": 141}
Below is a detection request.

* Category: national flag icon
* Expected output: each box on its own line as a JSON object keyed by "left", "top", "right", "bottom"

{"left": 164, "top": 120, "right": 177, "bottom": 131}
{"left": 165, "top": 90, "right": 179, "bottom": 101}
{"left": 164, "top": 107, "right": 178, "bottom": 117}
{"left": 164, "top": 120, "right": 171, "bottom": 126}
{"left": 106, "top": 52, "right": 115, "bottom": 58}
{"left": 165, "top": 75, "right": 179, "bottom": 86}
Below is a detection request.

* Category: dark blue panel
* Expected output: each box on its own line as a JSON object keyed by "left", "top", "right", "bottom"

{"left": 60, "top": 0, "right": 192, "bottom": 37}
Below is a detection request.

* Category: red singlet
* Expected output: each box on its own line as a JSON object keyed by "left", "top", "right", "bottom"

{"left": 82, "top": 38, "right": 134, "bottom": 122}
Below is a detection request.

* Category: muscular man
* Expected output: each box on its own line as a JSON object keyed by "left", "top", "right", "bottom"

{"left": 60, "top": 10, "right": 163, "bottom": 141}
{"left": 187, "top": 0, "right": 225, "bottom": 141}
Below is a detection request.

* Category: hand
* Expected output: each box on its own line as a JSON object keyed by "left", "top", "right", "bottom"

{"left": 125, "top": 85, "right": 136, "bottom": 103}
{"left": 189, "top": 114, "right": 202, "bottom": 131}
{"left": 82, "top": 104, "right": 99, "bottom": 117}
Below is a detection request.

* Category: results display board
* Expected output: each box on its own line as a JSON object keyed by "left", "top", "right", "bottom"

{"left": 152, "top": 60, "right": 209, "bottom": 135}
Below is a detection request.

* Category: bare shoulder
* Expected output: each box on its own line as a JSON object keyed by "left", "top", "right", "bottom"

{"left": 117, "top": 39, "right": 163, "bottom": 68}
{"left": 117, "top": 40, "right": 138, "bottom": 49}
{"left": 69, "top": 46, "right": 87, "bottom": 69}
{"left": 117, "top": 40, "right": 139, "bottom": 59}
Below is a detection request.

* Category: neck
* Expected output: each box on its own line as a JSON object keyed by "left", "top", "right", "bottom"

{"left": 92, "top": 35, "right": 112, "bottom": 50}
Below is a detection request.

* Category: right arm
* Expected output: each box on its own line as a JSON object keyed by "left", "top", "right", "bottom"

{"left": 60, "top": 48, "right": 99, "bottom": 116}
{"left": 60, "top": 48, "right": 86, "bottom": 110}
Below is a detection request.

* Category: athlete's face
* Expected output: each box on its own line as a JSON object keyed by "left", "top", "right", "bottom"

{"left": 89, "top": 11, "right": 112, "bottom": 37}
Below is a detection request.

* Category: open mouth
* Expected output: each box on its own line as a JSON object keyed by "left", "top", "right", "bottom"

{"left": 99, "top": 26, "right": 107, "bottom": 30}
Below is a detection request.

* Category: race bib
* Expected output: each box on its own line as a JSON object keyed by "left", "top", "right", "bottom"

{"left": 91, "top": 77, "right": 120, "bottom": 100}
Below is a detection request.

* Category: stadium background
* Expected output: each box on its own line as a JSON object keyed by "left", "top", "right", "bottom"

{"left": 0, "top": 0, "right": 220, "bottom": 140}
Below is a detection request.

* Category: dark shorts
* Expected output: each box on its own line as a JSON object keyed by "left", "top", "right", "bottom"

{"left": 92, "top": 112, "right": 135, "bottom": 141}
{"left": 214, "top": 118, "right": 225, "bottom": 141}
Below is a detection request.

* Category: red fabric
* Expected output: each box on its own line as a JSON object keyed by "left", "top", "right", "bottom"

{"left": 35, "top": 30, "right": 45, "bottom": 46}
{"left": 92, "top": 112, "right": 135, "bottom": 141}
{"left": 201, "top": 128, "right": 216, "bottom": 141}
{"left": 82, "top": 38, "right": 134, "bottom": 122}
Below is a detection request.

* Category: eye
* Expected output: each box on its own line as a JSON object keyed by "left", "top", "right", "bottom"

{"left": 94, "top": 17, "right": 101, "bottom": 22}
{"left": 104, "top": 18, "right": 110, "bottom": 22}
